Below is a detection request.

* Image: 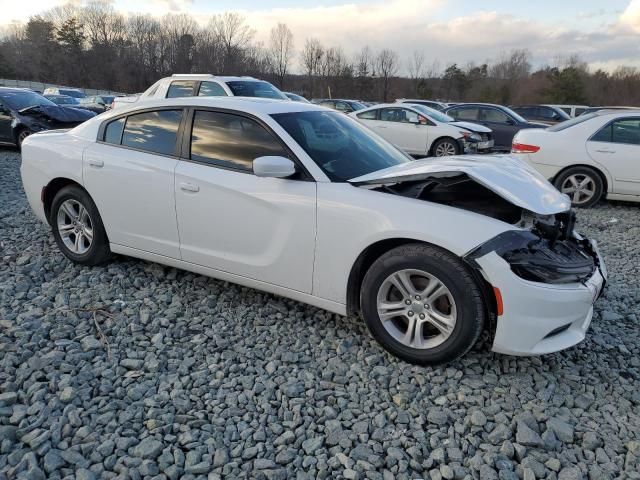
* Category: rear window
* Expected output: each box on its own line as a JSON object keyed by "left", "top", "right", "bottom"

{"left": 547, "top": 113, "right": 598, "bottom": 132}
{"left": 226, "top": 81, "right": 288, "bottom": 100}
{"left": 120, "top": 110, "right": 183, "bottom": 155}
{"left": 166, "top": 81, "right": 196, "bottom": 98}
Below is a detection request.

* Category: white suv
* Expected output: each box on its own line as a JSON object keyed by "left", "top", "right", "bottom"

{"left": 111, "top": 74, "right": 288, "bottom": 109}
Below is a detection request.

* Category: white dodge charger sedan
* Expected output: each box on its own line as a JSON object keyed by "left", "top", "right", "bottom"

{"left": 512, "top": 110, "right": 640, "bottom": 207}
{"left": 21, "top": 97, "right": 606, "bottom": 364}
{"left": 350, "top": 103, "right": 493, "bottom": 157}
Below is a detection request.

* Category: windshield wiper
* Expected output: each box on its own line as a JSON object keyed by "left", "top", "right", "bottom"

{"left": 18, "top": 105, "right": 44, "bottom": 114}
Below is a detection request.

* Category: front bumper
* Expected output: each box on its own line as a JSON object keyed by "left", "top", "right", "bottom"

{"left": 473, "top": 241, "right": 606, "bottom": 356}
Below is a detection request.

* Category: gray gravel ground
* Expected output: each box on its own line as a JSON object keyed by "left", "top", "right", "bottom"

{"left": 1, "top": 148, "right": 639, "bottom": 480}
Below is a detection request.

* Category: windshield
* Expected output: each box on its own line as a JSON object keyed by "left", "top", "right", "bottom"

{"left": 547, "top": 112, "right": 599, "bottom": 132}
{"left": 271, "top": 110, "right": 411, "bottom": 182}
{"left": 0, "top": 90, "right": 57, "bottom": 110}
{"left": 226, "top": 81, "right": 288, "bottom": 100}
{"left": 409, "top": 104, "right": 454, "bottom": 122}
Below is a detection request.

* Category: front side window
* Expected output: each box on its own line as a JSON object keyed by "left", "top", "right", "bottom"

{"left": 190, "top": 110, "right": 288, "bottom": 172}
{"left": 166, "top": 81, "right": 196, "bottom": 98}
{"left": 448, "top": 107, "right": 479, "bottom": 121}
{"left": 120, "top": 109, "right": 183, "bottom": 155}
{"left": 271, "top": 110, "right": 410, "bottom": 182}
{"left": 357, "top": 109, "right": 378, "bottom": 120}
{"left": 198, "top": 82, "right": 228, "bottom": 97}
{"left": 380, "top": 108, "right": 404, "bottom": 122}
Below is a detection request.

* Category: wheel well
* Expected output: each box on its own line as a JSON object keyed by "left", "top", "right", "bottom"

{"left": 42, "top": 178, "right": 84, "bottom": 223}
{"left": 428, "top": 136, "right": 459, "bottom": 156}
{"left": 553, "top": 164, "right": 608, "bottom": 194}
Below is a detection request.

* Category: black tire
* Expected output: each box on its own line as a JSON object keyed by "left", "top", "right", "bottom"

{"left": 360, "top": 243, "right": 485, "bottom": 365}
{"left": 50, "top": 185, "right": 112, "bottom": 266}
{"left": 431, "top": 137, "right": 460, "bottom": 157}
{"left": 17, "top": 129, "right": 31, "bottom": 149}
{"left": 553, "top": 166, "right": 603, "bottom": 208}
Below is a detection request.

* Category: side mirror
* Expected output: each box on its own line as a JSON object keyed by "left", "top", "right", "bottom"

{"left": 253, "top": 156, "right": 296, "bottom": 179}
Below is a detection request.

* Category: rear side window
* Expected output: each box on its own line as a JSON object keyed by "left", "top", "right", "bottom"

{"left": 166, "top": 81, "right": 196, "bottom": 98}
{"left": 103, "top": 118, "right": 125, "bottom": 144}
{"left": 190, "top": 110, "right": 288, "bottom": 172}
{"left": 198, "top": 82, "right": 227, "bottom": 97}
{"left": 593, "top": 119, "right": 640, "bottom": 145}
{"left": 481, "top": 108, "right": 510, "bottom": 123}
{"left": 121, "top": 110, "right": 183, "bottom": 155}
{"left": 449, "top": 107, "right": 479, "bottom": 121}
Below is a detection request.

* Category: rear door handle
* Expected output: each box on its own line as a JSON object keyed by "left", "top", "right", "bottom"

{"left": 87, "top": 159, "right": 104, "bottom": 168}
{"left": 595, "top": 149, "right": 615, "bottom": 154}
{"left": 179, "top": 182, "right": 199, "bottom": 193}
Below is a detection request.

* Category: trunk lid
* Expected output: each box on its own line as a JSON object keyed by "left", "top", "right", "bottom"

{"left": 348, "top": 155, "right": 571, "bottom": 215}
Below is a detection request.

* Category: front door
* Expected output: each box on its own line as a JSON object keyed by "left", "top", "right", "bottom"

{"left": 0, "top": 101, "right": 12, "bottom": 143}
{"left": 175, "top": 109, "right": 317, "bottom": 292}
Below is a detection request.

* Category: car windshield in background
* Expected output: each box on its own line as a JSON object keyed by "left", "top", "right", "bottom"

{"left": 410, "top": 104, "right": 454, "bottom": 122}
{"left": 0, "top": 91, "right": 57, "bottom": 110}
{"left": 226, "top": 81, "right": 287, "bottom": 100}
{"left": 547, "top": 112, "right": 599, "bottom": 132}
{"left": 272, "top": 110, "right": 411, "bottom": 182}
{"left": 60, "top": 89, "right": 85, "bottom": 98}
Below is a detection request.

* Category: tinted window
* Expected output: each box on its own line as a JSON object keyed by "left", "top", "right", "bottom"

{"left": 166, "top": 81, "right": 196, "bottom": 98}
{"left": 190, "top": 110, "right": 288, "bottom": 172}
{"left": 121, "top": 110, "right": 182, "bottom": 155}
{"left": 271, "top": 110, "right": 411, "bottom": 182}
{"left": 103, "top": 117, "right": 125, "bottom": 144}
{"left": 357, "top": 109, "right": 378, "bottom": 120}
{"left": 594, "top": 119, "right": 640, "bottom": 145}
{"left": 449, "top": 107, "right": 479, "bottom": 121}
{"left": 225, "top": 80, "right": 288, "bottom": 100}
{"left": 481, "top": 108, "right": 510, "bottom": 123}
{"left": 198, "top": 82, "right": 228, "bottom": 97}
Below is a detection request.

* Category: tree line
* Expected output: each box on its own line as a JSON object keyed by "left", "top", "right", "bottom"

{"left": 1, "top": 1, "right": 639, "bottom": 106}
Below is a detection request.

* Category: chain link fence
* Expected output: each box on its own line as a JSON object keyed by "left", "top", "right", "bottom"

{"left": 0, "top": 78, "right": 124, "bottom": 96}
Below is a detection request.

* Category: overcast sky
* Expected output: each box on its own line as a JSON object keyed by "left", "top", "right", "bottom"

{"left": 1, "top": 0, "right": 639, "bottom": 72}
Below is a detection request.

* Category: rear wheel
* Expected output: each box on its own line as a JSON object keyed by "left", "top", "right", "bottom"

{"left": 554, "top": 166, "right": 603, "bottom": 208}
{"left": 360, "top": 244, "right": 485, "bottom": 365}
{"left": 432, "top": 138, "right": 460, "bottom": 157}
{"left": 50, "top": 185, "right": 112, "bottom": 266}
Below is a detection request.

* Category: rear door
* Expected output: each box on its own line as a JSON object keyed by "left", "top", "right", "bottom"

{"left": 174, "top": 109, "right": 317, "bottom": 292}
{"left": 587, "top": 117, "right": 640, "bottom": 195}
{"left": 0, "top": 100, "right": 12, "bottom": 143}
{"left": 376, "top": 107, "right": 426, "bottom": 155}
{"left": 83, "top": 108, "right": 184, "bottom": 258}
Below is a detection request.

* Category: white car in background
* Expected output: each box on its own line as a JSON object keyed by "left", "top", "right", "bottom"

{"left": 111, "top": 74, "right": 288, "bottom": 109}
{"left": 545, "top": 104, "right": 590, "bottom": 118}
{"left": 512, "top": 110, "right": 640, "bottom": 207}
{"left": 350, "top": 103, "right": 493, "bottom": 157}
{"left": 21, "top": 97, "right": 605, "bottom": 364}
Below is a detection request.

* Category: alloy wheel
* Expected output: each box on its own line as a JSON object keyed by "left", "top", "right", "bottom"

{"left": 561, "top": 174, "right": 596, "bottom": 205}
{"left": 376, "top": 269, "right": 457, "bottom": 349}
{"left": 18, "top": 130, "right": 30, "bottom": 146}
{"left": 434, "top": 141, "right": 457, "bottom": 156}
{"left": 56, "top": 199, "right": 94, "bottom": 255}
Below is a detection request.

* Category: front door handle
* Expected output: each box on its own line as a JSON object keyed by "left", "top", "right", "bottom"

{"left": 179, "top": 182, "right": 200, "bottom": 193}
{"left": 87, "top": 159, "right": 104, "bottom": 168}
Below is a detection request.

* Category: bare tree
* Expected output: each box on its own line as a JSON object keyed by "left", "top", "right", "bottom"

{"left": 407, "top": 50, "right": 425, "bottom": 95}
{"left": 376, "top": 48, "right": 400, "bottom": 101}
{"left": 269, "top": 23, "right": 294, "bottom": 89}
{"left": 301, "top": 38, "right": 323, "bottom": 97}
{"left": 211, "top": 12, "right": 254, "bottom": 72}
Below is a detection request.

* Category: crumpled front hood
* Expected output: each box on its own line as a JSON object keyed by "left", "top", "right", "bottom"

{"left": 449, "top": 121, "right": 492, "bottom": 133}
{"left": 19, "top": 105, "right": 95, "bottom": 123}
{"left": 349, "top": 155, "right": 571, "bottom": 215}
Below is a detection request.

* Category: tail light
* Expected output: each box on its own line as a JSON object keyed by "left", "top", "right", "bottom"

{"left": 512, "top": 142, "right": 540, "bottom": 154}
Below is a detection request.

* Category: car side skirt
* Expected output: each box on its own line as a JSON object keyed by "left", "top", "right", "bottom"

{"left": 110, "top": 244, "right": 348, "bottom": 316}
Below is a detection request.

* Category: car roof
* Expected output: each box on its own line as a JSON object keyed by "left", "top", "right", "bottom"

{"left": 446, "top": 103, "right": 505, "bottom": 108}
{"left": 108, "top": 96, "right": 325, "bottom": 116}
{"left": 167, "top": 74, "right": 261, "bottom": 82}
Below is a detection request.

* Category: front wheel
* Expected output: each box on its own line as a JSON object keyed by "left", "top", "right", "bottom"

{"left": 17, "top": 129, "right": 31, "bottom": 149}
{"left": 360, "top": 244, "right": 486, "bottom": 365}
{"left": 432, "top": 138, "right": 460, "bottom": 157}
{"left": 50, "top": 185, "right": 112, "bottom": 266}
